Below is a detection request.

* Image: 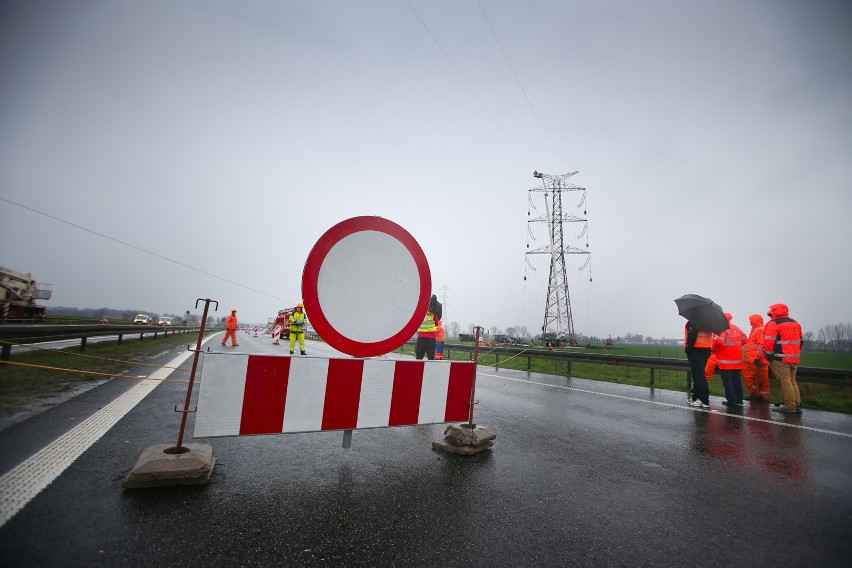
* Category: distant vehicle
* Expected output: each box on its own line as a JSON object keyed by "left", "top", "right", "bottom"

{"left": 158, "top": 316, "right": 173, "bottom": 326}
{"left": 133, "top": 314, "right": 153, "bottom": 325}
{"left": 0, "top": 264, "right": 52, "bottom": 322}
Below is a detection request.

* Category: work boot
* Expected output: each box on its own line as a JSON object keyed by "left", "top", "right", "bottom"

{"left": 301, "top": 351, "right": 306, "bottom": 355}
{"left": 290, "top": 351, "right": 294, "bottom": 355}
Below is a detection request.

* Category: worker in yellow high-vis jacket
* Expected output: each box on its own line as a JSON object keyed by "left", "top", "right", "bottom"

{"left": 289, "top": 303, "right": 307, "bottom": 355}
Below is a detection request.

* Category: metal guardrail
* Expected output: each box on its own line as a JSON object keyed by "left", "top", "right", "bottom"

{"left": 0, "top": 324, "right": 205, "bottom": 360}
{"left": 439, "top": 343, "right": 852, "bottom": 389}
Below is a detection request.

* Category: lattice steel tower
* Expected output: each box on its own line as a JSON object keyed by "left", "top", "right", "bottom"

{"left": 526, "top": 170, "right": 590, "bottom": 342}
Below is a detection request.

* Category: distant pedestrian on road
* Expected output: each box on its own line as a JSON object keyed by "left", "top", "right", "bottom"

{"left": 712, "top": 313, "right": 746, "bottom": 407}
{"left": 289, "top": 303, "right": 307, "bottom": 355}
{"left": 685, "top": 321, "right": 713, "bottom": 408}
{"left": 416, "top": 294, "right": 442, "bottom": 360}
{"left": 744, "top": 314, "right": 770, "bottom": 401}
{"left": 222, "top": 308, "right": 239, "bottom": 347}
{"left": 765, "top": 304, "right": 803, "bottom": 414}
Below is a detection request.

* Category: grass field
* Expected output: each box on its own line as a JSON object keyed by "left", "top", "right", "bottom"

{"left": 2, "top": 337, "right": 849, "bottom": 419}
{"left": 399, "top": 343, "right": 852, "bottom": 414}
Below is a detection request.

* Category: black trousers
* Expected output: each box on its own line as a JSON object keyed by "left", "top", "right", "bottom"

{"left": 416, "top": 336, "right": 436, "bottom": 360}
{"left": 688, "top": 349, "right": 711, "bottom": 404}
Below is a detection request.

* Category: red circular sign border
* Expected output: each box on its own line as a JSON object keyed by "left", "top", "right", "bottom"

{"left": 302, "top": 216, "right": 431, "bottom": 357}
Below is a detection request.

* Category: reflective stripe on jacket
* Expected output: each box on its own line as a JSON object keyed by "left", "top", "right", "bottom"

{"left": 745, "top": 325, "right": 766, "bottom": 362}
{"left": 712, "top": 324, "right": 746, "bottom": 370}
{"left": 764, "top": 317, "right": 802, "bottom": 363}
{"left": 684, "top": 324, "right": 712, "bottom": 349}
{"left": 418, "top": 311, "right": 437, "bottom": 336}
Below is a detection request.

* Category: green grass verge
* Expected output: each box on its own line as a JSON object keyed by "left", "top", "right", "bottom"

{"left": 397, "top": 344, "right": 852, "bottom": 414}
{"left": 0, "top": 331, "right": 205, "bottom": 414}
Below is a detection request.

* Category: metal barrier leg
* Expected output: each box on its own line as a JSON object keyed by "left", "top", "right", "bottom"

{"left": 650, "top": 368, "right": 655, "bottom": 386}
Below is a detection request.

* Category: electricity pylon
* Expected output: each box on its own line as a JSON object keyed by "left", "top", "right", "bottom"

{"left": 526, "top": 170, "right": 590, "bottom": 342}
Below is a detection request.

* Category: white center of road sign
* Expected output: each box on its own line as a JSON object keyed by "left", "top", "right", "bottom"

{"left": 318, "top": 231, "right": 419, "bottom": 342}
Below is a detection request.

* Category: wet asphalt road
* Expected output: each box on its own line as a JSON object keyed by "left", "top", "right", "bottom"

{"left": 1, "top": 331, "right": 851, "bottom": 567}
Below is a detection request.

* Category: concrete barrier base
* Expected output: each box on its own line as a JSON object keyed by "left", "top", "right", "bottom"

{"left": 123, "top": 443, "right": 216, "bottom": 489}
{"left": 432, "top": 424, "right": 496, "bottom": 455}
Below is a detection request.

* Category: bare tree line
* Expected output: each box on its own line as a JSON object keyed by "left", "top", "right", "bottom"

{"left": 811, "top": 323, "right": 852, "bottom": 352}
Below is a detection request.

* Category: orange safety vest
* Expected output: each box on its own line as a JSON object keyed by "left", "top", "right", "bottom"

{"left": 684, "top": 324, "right": 712, "bottom": 349}
{"left": 745, "top": 325, "right": 766, "bottom": 362}
{"left": 712, "top": 325, "right": 746, "bottom": 370}
{"left": 226, "top": 314, "right": 238, "bottom": 330}
{"left": 765, "top": 317, "right": 802, "bottom": 363}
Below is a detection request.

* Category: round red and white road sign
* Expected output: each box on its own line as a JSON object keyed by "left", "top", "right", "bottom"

{"left": 302, "top": 216, "right": 431, "bottom": 357}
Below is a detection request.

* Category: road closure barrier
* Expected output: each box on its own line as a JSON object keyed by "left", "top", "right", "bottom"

{"left": 194, "top": 353, "right": 476, "bottom": 438}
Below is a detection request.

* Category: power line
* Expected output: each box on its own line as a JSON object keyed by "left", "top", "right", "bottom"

{"left": 405, "top": 0, "right": 532, "bottom": 169}
{"left": 0, "top": 195, "right": 293, "bottom": 304}
{"left": 475, "top": 0, "right": 571, "bottom": 168}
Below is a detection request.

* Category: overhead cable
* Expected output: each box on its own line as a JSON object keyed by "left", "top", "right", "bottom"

{"left": 0, "top": 196, "right": 294, "bottom": 304}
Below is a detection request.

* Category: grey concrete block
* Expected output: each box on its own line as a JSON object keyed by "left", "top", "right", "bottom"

{"left": 123, "top": 443, "right": 216, "bottom": 489}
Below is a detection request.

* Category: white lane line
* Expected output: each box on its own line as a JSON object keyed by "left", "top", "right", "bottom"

{"left": 479, "top": 372, "right": 852, "bottom": 439}
{"left": 0, "top": 349, "right": 195, "bottom": 528}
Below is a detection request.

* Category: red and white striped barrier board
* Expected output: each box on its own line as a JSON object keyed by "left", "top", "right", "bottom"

{"left": 194, "top": 354, "right": 476, "bottom": 438}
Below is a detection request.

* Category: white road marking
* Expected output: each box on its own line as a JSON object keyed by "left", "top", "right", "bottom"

{"left": 479, "top": 372, "right": 852, "bottom": 439}
{"left": 0, "top": 349, "right": 195, "bottom": 528}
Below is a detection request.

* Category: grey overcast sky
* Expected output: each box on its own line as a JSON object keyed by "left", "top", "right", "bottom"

{"left": 1, "top": 0, "right": 851, "bottom": 339}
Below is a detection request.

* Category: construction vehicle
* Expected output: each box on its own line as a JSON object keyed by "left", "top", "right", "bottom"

{"left": 0, "top": 264, "right": 53, "bottom": 322}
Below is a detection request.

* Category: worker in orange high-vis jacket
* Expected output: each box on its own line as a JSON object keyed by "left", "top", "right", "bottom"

{"left": 711, "top": 313, "right": 746, "bottom": 406}
{"left": 221, "top": 308, "right": 239, "bottom": 347}
{"left": 435, "top": 320, "right": 445, "bottom": 360}
{"left": 743, "top": 314, "right": 770, "bottom": 401}
{"left": 765, "top": 303, "right": 803, "bottom": 414}
{"left": 685, "top": 321, "right": 713, "bottom": 408}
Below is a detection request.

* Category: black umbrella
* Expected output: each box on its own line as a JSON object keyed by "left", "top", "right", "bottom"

{"left": 674, "top": 294, "right": 729, "bottom": 334}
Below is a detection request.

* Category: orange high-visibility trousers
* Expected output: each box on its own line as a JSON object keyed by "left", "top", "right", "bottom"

{"left": 743, "top": 360, "right": 770, "bottom": 399}
{"left": 222, "top": 329, "right": 238, "bottom": 346}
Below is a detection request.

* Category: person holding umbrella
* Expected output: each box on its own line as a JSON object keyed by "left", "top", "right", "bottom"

{"left": 684, "top": 321, "right": 713, "bottom": 408}
{"left": 675, "top": 294, "right": 729, "bottom": 409}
